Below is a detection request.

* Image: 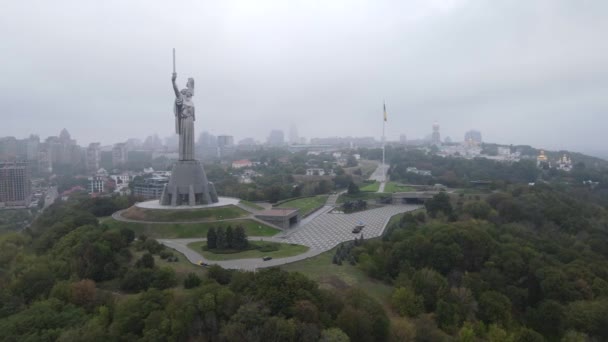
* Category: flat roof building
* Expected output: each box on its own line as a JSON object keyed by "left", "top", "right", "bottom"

{"left": 255, "top": 208, "right": 300, "bottom": 230}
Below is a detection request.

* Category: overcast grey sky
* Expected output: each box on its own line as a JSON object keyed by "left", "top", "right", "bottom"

{"left": 1, "top": 0, "right": 607, "bottom": 155}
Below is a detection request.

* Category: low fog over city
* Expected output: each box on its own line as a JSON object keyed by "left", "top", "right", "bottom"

{"left": 1, "top": 0, "right": 607, "bottom": 157}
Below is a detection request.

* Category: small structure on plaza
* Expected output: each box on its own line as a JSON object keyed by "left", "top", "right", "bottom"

{"left": 160, "top": 50, "right": 219, "bottom": 206}
{"left": 255, "top": 208, "right": 300, "bottom": 230}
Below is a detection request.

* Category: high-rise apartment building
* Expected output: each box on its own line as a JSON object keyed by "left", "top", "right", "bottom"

{"left": 267, "top": 130, "right": 285, "bottom": 146}
{"left": 112, "top": 143, "right": 128, "bottom": 168}
{"left": 0, "top": 161, "right": 31, "bottom": 207}
{"left": 86, "top": 143, "right": 101, "bottom": 173}
{"left": 431, "top": 122, "right": 441, "bottom": 146}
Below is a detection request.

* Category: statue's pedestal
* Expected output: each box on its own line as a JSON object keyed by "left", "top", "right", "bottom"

{"left": 160, "top": 160, "right": 218, "bottom": 206}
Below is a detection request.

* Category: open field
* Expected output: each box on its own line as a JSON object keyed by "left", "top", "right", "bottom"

{"left": 187, "top": 240, "right": 309, "bottom": 261}
{"left": 360, "top": 182, "right": 380, "bottom": 192}
{"left": 103, "top": 218, "right": 279, "bottom": 239}
{"left": 121, "top": 205, "right": 249, "bottom": 222}
{"left": 277, "top": 195, "right": 328, "bottom": 216}
{"left": 281, "top": 246, "right": 393, "bottom": 307}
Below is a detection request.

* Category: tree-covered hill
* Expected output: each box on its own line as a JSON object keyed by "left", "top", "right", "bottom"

{"left": 0, "top": 196, "right": 385, "bottom": 341}
{"left": 348, "top": 184, "right": 608, "bottom": 340}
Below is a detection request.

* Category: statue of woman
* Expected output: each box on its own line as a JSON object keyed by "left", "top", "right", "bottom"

{"left": 172, "top": 72, "right": 195, "bottom": 160}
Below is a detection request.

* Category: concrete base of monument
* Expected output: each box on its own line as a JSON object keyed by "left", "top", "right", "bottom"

{"left": 135, "top": 196, "right": 240, "bottom": 210}
{"left": 160, "top": 160, "right": 219, "bottom": 206}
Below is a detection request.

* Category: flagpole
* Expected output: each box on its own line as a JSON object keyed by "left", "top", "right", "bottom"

{"left": 382, "top": 102, "right": 386, "bottom": 182}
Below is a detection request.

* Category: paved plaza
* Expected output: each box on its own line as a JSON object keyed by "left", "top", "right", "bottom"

{"left": 280, "top": 205, "right": 419, "bottom": 250}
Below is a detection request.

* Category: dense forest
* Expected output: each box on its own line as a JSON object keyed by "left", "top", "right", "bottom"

{"left": 346, "top": 184, "right": 608, "bottom": 341}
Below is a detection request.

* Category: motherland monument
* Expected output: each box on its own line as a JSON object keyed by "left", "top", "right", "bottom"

{"left": 160, "top": 49, "right": 219, "bottom": 206}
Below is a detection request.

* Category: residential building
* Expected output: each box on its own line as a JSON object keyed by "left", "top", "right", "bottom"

{"left": 431, "top": 122, "right": 441, "bottom": 146}
{"left": 305, "top": 168, "right": 335, "bottom": 176}
{"left": 217, "top": 135, "right": 235, "bottom": 158}
{"left": 0, "top": 161, "right": 31, "bottom": 207}
{"left": 406, "top": 167, "right": 432, "bottom": 176}
{"left": 86, "top": 143, "right": 101, "bottom": 173}
{"left": 289, "top": 124, "right": 299, "bottom": 145}
{"left": 112, "top": 143, "right": 128, "bottom": 168}
{"left": 132, "top": 176, "right": 169, "bottom": 199}
{"left": 88, "top": 176, "right": 105, "bottom": 194}
{"left": 267, "top": 130, "right": 285, "bottom": 146}
{"left": 232, "top": 159, "right": 253, "bottom": 169}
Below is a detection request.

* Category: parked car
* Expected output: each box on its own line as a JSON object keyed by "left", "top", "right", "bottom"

{"left": 197, "top": 260, "right": 209, "bottom": 267}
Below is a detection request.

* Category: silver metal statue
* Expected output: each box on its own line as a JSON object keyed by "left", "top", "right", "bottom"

{"left": 171, "top": 49, "right": 195, "bottom": 161}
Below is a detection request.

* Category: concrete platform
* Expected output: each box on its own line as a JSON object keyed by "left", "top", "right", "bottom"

{"left": 135, "top": 196, "right": 240, "bottom": 210}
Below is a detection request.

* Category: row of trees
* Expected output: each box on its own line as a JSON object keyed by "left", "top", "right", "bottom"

{"left": 206, "top": 225, "right": 248, "bottom": 250}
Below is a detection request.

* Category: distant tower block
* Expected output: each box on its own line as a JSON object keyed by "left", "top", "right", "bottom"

{"left": 432, "top": 122, "right": 441, "bottom": 145}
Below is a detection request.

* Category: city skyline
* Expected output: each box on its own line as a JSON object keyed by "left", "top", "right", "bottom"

{"left": 2, "top": 1, "right": 608, "bottom": 156}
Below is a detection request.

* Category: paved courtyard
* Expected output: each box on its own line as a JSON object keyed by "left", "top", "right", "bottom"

{"left": 280, "top": 205, "right": 419, "bottom": 250}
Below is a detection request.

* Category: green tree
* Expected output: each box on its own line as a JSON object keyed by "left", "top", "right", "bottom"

{"left": 336, "top": 306, "right": 374, "bottom": 342}
{"left": 478, "top": 291, "right": 512, "bottom": 327}
{"left": 226, "top": 226, "right": 234, "bottom": 249}
{"left": 136, "top": 253, "right": 155, "bottom": 269}
{"left": 207, "top": 227, "right": 217, "bottom": 249}
{"left": 412, "top": 268, "right": 448, "bottom": 311}
{"left": 390, "top": 287, "right": 423, "bottom": 317}
{"left": 425, "top": 192, "right": 453, "bottom": 218}
{"left": 320, "top": 328, "right": 350, "bottom": 342}
{"left": 513, "top": 328, "right": 544, "bottom": 342}
{"left": 216, "top": 227, "right": 227, "bottom": 250}
{"left": 183, "top": 273, "right": 201, "bottom": 289}
{"left": 233, "top": 225, "right": 248, "bottom": 250}
{"left": 347, "top": 181, "right": 360, "bottom": 195}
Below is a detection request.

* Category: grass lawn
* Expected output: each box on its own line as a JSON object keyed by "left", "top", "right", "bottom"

{"left": 239, "top": 200, "right": 265, "bottom": 211}
{"left": 360, "top": 182, "right": 380, "bottom": 192}
{"left": 187, "top": 240, "right": 309, "bottom": 261}
{"left": 281, "top": 246, "right": 393, "bottom": 308}
{"left": 359, "top": 160, "right": 381, "bottom": 178}
{"left": 277, "top": 195, "right": 328, "bottom": 216}
{"left": 383, "top": 182, "right": 415, "bottom": 193}
{"left": 103, "top": 218, "right": 279, "bottom": 239}
{"left": 337, "top": 192, "right": 390, "bottom": 204}
{"left": 121, "top": 205, "right": 249, "bottom": 222}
